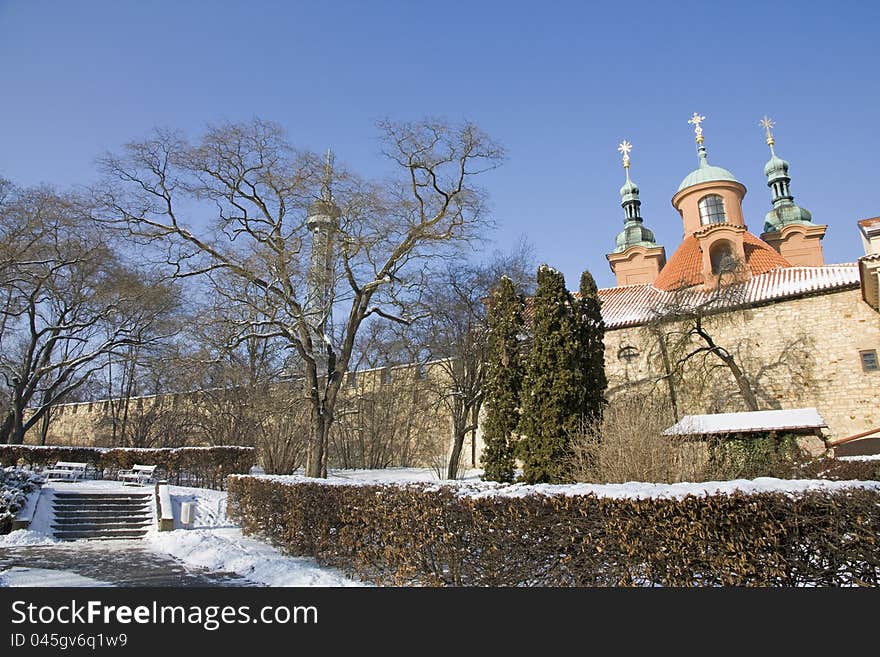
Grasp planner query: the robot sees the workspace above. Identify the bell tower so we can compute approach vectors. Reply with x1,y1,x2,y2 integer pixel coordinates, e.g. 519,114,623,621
757,116,827,266
606,140,666,286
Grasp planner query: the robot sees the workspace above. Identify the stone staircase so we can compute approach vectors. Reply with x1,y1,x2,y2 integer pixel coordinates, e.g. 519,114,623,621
51,491,154,541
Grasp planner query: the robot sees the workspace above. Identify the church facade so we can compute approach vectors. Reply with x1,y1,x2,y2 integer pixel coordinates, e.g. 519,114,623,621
598,115,879,451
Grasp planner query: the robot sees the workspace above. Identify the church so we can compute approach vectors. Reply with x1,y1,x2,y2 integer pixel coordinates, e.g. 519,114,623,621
596,113,879,453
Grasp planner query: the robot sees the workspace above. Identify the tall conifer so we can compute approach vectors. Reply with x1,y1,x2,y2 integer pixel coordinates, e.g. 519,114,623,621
517,266,583,483
481,277,524,483
576,270,607,425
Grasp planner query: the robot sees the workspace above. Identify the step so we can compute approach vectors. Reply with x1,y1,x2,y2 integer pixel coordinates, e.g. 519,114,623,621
53,529,150,541
53,502,151,510
54,509,151,517
54,497,150,502
54,500,150,509
52,521,152,531
54,506,150,513
53,492,152,498
55,512,151,521
53,516,153,526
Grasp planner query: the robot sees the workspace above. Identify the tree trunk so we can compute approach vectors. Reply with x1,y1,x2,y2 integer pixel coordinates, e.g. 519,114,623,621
306,410,326,477
0,412,13,445
693,322,759,412
655,331,680,422
717,351,759,411
39,407,51,446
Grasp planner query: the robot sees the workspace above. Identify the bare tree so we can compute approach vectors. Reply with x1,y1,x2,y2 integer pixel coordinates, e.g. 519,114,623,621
400,244,535,478
645,261,814,414
648,263,761,411
0,183,178,444
94,118,502,476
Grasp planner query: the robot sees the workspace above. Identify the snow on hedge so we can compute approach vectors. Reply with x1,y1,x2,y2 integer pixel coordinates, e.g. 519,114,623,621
234,470,880,501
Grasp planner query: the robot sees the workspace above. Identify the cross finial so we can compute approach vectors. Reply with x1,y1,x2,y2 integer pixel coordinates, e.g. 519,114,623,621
618,139,632,169
688,112,706,143
321,148,334,201
759,115,776,154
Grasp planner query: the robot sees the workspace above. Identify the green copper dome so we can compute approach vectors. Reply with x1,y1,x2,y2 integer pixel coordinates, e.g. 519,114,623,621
620,178,639,203
677,147,741,193
613,221,657,253
761,138,812,233
764,204,813,233
763,154,789,179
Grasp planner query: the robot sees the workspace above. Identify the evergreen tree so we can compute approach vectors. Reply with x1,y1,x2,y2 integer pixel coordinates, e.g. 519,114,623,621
517,265,584,483
481,277,524,483
575,270,607,425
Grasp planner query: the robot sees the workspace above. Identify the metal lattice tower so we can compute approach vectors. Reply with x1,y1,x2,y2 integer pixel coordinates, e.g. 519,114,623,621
305,149,341,378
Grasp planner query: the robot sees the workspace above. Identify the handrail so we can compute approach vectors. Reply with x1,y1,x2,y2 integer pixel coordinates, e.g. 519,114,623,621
828,426,880,447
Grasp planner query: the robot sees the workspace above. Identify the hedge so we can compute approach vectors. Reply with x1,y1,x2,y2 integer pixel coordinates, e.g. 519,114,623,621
0,445,255,490
798,458,880,482
227,476,880,586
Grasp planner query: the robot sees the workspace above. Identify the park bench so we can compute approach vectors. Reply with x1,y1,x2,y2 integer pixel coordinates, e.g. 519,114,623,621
43,461,88,482
117,464,157,486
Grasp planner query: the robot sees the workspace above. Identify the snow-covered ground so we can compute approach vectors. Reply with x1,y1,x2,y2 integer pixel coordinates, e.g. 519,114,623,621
1,479,363,587
145,483,364,586
0,567,112,587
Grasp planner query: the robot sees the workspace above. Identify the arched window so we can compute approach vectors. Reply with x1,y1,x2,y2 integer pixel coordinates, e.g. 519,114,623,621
698,194,726,225
617,346,640,363
709,240,737,275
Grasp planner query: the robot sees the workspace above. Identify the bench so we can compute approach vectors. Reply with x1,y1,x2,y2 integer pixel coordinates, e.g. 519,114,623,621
118,464,157,486
43,461,88,482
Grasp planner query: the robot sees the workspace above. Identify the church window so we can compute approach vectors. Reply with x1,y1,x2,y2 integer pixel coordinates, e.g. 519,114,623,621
698,194,726,225
381,367,392,385
860,350,879,372
617,346,639,363
709,240,737,275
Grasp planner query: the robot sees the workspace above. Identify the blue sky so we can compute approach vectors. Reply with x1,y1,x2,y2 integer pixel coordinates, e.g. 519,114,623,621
1,0,878,287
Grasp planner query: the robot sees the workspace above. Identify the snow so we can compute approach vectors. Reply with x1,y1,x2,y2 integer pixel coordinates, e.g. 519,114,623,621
838,454,880,461
147,528,364,587
662,407,827,436
0,567,112,587
0,528,61,546
242,471,880,501
145,484,364,586
326,466,483,484
1,467,44,528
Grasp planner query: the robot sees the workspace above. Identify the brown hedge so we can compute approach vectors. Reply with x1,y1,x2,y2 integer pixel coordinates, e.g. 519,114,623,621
797,458,880,482
0,445,254,489
227,476,880,586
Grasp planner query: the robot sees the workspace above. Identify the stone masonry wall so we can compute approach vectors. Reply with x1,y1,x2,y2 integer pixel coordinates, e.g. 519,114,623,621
604,288,880,442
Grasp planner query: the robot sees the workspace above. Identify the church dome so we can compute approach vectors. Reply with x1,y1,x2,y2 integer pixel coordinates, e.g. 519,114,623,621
763,154,790,179
764,203,813,233
613,221,656,253
677,157,741,193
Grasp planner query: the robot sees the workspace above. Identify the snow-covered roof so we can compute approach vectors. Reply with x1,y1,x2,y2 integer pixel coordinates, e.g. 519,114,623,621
599,264,860,329
662,407,828,437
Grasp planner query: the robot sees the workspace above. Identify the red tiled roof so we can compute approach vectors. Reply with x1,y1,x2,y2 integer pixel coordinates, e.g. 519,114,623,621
598,264,860,329
652,231,791,291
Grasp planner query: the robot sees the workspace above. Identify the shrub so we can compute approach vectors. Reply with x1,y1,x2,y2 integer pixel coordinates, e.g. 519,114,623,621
227,475,880,586
569,395,707,484
1,467,44,534
0,445,254,489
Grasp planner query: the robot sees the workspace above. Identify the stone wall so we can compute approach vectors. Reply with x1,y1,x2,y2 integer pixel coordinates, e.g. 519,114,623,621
25,287,878,464
603,287,880,442
25,361,466,471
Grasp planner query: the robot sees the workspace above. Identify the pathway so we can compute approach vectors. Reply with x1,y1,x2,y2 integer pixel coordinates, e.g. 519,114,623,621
0,540,260,587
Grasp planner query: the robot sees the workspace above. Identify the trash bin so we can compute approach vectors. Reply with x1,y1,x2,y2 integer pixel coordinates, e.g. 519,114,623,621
180,501,195,528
